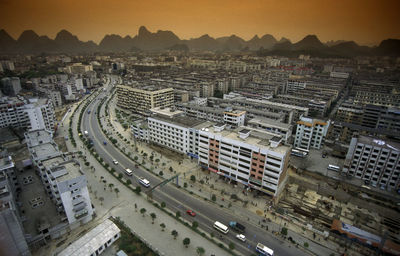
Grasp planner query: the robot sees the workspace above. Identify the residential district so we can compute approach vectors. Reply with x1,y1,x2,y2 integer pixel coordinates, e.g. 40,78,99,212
0,53,399,256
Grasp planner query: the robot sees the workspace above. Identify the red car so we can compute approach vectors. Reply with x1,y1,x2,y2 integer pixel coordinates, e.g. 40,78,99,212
186,210,196,217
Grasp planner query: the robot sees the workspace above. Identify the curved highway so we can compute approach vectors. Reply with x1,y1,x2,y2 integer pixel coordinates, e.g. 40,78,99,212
81,77,308,256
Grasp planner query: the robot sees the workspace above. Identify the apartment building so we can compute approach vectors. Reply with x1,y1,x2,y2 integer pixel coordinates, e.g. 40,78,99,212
247,117,293,143
36,85,63,107
148,113,211,158
198,125,290,199
131,119,149,142
1,77,22,96
24,98,56,131
343,135,400,191
25,129,93,228
223,110,246,127
0,155,31,256
294,116,330,150
116,85,174,115
65,63,93,74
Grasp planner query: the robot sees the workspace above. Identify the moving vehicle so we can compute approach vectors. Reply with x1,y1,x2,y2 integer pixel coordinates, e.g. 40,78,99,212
112,159,118,165
229,221,246,232
213,221,229,234
236,234,246,242
138,177,150,187
103,141,107,145
84,130,89,136
256,243,274,256
186,210,196,217
87,110,91,114
125,168,133,176
327,164,340,172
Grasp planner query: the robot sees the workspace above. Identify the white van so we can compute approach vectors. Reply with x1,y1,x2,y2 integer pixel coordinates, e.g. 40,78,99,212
125,168,133,176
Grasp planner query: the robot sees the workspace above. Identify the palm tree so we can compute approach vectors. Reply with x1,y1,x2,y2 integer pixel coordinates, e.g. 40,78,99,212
140,208,146,217
171,230,178,240
99,197,104,205
160,223,166,231
114,188,120,197
150,213,156,224
108,183,114,191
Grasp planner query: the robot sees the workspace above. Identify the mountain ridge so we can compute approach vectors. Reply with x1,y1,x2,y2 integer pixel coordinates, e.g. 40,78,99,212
0,26,399,56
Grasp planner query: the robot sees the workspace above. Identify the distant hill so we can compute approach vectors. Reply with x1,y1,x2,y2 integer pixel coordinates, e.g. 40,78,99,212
0,27,399,57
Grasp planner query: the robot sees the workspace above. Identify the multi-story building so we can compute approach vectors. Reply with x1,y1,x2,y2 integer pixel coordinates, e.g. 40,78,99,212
0,155,31,256
223,110,246,127
36,86,63,107
116,85,174,115
343,135,400,191
25,129,93,228
0,97,55,131
247,117,293,143
148,113,210,158
294,116,330,150
65,63,93,74
131,119,149,142
1,77,22,96
198,125,290,199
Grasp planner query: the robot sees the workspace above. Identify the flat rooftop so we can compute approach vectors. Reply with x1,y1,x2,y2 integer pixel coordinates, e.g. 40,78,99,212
58,219,120,256
30,142,61,161
150,107,183,117
358,135,400,151
150,114,209,129
201,125,290,154
248,117,292,130
52,160,83,183
25,129,53,147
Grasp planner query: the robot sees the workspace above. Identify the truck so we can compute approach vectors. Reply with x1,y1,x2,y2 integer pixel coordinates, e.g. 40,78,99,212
229,221,246,232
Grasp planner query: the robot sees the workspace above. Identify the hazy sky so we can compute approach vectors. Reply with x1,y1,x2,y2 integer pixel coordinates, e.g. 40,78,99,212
0,0,399,45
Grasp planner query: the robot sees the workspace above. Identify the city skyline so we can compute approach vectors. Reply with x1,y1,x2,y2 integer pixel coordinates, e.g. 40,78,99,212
1,0,399,46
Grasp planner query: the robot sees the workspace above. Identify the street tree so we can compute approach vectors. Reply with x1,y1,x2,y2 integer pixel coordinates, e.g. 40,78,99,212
192,221,198,229
114,188,120,197
150,213,156,224
176,211,181,218
229,242,235,251
140,208,146,217
171,230,178,240
99,197,104,205
160,223,166,231
183,237,190,248
108,183,114,191
196,247,205,256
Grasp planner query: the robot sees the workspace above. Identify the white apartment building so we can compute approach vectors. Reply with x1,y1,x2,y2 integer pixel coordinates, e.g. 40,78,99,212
148,114,210,158
198,125,290,199
25,129,93,227
294,116,330,150
25,98,55,131
131,119,149,142
223,110,246,127
65,63,93,74
0,97,55,131
343,135,400,191
286,79,307,94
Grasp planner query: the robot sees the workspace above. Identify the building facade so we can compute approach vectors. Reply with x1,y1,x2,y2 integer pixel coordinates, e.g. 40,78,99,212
343,135,400,191
116,85,174,115
294,116,330,150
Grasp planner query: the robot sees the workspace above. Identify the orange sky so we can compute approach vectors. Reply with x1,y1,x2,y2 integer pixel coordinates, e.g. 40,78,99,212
0,0,399,45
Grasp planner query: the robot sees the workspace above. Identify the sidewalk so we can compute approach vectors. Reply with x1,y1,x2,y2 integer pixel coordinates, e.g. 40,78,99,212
106,98,346,256
54,90,231,256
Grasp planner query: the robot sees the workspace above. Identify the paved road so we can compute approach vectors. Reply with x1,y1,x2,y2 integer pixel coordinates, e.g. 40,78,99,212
82,78,309,256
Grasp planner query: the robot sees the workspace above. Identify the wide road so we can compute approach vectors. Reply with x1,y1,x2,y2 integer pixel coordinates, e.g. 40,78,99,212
81,77,307,256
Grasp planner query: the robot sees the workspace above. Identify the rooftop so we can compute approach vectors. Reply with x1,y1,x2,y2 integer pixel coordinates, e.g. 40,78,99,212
58,219,120,256
51,160,83,183
201,125,290,154
25,129,53,147
150,114,209,129
357,135,400,151
248,117,292,130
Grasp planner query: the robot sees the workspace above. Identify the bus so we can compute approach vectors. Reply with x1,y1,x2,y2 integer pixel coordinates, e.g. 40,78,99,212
256,243,274,256
291,149,307,158
327,164,340,172
138,177,150,187
213,221,229,234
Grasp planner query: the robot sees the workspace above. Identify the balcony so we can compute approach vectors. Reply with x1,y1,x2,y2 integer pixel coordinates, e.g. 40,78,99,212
74,209,88,219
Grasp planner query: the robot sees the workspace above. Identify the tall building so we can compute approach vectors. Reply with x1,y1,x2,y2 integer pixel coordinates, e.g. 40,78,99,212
25,129,93,228
198,125,290,199
343,135,400,191
0,155,31,256
1,77,21,96
116,85,174,115
24,98,55,131
294,116,330,150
